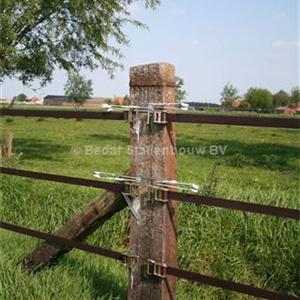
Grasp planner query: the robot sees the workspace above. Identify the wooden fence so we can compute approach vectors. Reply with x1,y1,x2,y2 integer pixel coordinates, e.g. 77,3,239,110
0,63,300,300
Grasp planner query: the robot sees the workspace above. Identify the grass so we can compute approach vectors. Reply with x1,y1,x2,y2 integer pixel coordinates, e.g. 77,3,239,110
0,113,299,299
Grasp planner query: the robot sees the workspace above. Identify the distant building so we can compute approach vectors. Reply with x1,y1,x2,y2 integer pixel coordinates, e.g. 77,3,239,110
113,96,125,105
43,95,107,107
185,102,220,110
232,99,243,108
275,105,300,115
0,98,10,104
43,95,66,105
27,96,43,105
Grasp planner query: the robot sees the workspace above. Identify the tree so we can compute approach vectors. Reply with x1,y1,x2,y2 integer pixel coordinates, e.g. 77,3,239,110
289,87,300,108
220,83,239,107
104,98,112,105
14,93,27,102
123,94,131,105
64,72,93,108
273,90,289,107
245,88,273,109
0,1,160,86
239,100,251,109
175,76,187,103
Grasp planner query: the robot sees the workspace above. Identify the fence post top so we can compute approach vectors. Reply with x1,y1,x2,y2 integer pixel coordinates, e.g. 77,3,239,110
130,62,175,87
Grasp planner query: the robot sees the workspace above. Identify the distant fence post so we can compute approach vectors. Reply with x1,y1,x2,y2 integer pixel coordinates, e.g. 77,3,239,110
128,63,177,300
1,131,13,160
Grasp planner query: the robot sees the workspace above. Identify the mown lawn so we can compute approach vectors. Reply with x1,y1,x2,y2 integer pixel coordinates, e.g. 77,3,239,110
0,114,299,299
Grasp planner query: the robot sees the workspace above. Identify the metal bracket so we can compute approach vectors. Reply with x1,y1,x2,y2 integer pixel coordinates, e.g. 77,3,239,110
148,186,169,203
124,183,139,198
153,110,168,124
125,107,168,125
147,259,167,278
123,255,139,269
125,108,139,124
147,109,168,125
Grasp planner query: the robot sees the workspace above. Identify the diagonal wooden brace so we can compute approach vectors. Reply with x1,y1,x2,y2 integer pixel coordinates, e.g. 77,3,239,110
22,174,130,272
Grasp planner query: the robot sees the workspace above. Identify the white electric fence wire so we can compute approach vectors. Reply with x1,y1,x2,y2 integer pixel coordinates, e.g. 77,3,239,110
93,172,199,193
101,102,189,112
154,180,199,193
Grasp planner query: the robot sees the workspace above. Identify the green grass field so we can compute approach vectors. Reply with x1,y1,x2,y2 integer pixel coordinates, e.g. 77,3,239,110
0,113,299,299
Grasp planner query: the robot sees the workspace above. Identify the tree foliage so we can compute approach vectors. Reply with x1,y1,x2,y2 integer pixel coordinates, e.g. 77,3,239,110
245,88,273,109
273,90,289,107
289,87,300,108
13,93,27,102
123,94,131,105
0,0,160,85
175,76,187,103
220,83,239,107
64,72,93,108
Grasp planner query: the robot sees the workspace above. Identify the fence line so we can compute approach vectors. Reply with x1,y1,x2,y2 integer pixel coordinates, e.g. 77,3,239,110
1,62,299,299
1,167,299,220
1,108,300,128
0,220,297,300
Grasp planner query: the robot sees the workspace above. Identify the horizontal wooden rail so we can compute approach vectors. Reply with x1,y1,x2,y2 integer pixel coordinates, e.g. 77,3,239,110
167,113,300,128
0,108,125,120
0,221,297,300
1,168,299,220
0,167,125,193
166,266,298,300
1,108,300,128
0,221,125,261
169,191,300,220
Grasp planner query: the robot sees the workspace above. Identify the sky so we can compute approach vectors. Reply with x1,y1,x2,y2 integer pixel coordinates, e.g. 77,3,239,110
1,0,299,103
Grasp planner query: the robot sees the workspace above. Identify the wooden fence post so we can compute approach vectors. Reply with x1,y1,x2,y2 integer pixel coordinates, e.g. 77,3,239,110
128,63,177,300
1,131,13,160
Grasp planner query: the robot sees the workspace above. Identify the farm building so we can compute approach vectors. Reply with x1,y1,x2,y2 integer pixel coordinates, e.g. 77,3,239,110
0,98,10,104
43,95,107,108
27,96,43,105
275,105,300,115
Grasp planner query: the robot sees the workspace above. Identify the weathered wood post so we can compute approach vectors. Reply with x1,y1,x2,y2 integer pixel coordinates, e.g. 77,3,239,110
128,63,177,300
1,131,13,160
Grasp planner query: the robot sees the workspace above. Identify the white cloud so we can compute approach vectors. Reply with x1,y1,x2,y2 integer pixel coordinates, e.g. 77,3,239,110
272,41,300,49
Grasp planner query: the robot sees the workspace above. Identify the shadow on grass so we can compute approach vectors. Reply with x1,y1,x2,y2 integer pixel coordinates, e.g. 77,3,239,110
14,138,70,161
63,256,127,299
176,137,299,172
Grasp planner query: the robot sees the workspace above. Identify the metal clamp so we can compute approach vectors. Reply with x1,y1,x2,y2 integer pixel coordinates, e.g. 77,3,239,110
147,109,168,125
124,182,139,198
125,107,168,125
148,186,169,203
153,110,168,124
147,259,167,278
125,108,139,124
123,255,139,269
